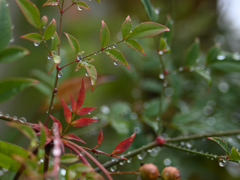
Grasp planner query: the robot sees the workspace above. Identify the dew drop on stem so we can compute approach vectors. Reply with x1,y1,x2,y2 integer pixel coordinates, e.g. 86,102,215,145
58,71,63,78
19,117,26,123
218,158,227,167
159,74,164,79
34,42,40,47
113,61,118,66
78,6,83,10
119,160,126,165
137,151,146,160
47,55,52,60
112,44,117,48
158,50,163,55
13,116,18,121
110,165,117,172
5,114,9,118
127,157,132,163
85,72,89,77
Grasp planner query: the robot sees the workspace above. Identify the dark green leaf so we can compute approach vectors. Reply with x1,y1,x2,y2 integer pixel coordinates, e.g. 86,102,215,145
0,46,29,63
0,140,29,171
100,20,110,48
60,154,79,163
20,33,42,43
192,67,211,85
0,78,38,103
186,38,200,66
105,49,130,70
121,15,132,40
40,16,48,29
159,38,171,53
85,64,97,91
0,0,12,52
51,31,59,51
207,137,229,155
126,22,169,39
65,33,80,54
125,39,145,56
15,0,40,28
206,44,221,64
43,18,56,40
75,1,90,11
229,147,240,162
210,61,240,72
140,0,159,22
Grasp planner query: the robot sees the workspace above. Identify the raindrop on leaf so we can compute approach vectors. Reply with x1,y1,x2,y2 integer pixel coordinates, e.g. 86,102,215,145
78,6,83,11
217,55,225,60
113,61,118,66
34,42,40,47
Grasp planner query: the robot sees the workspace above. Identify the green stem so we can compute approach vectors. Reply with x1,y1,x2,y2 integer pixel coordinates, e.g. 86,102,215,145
62,114,75,137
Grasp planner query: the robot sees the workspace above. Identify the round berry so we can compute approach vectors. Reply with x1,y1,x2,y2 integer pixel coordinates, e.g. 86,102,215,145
139,163,159,180
161,166,181,180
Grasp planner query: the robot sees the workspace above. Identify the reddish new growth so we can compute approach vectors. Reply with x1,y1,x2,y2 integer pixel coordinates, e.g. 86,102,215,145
155,136,165,147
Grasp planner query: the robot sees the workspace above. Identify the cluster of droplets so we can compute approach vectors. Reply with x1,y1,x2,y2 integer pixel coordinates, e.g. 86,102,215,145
0,112,26,123
0,168,9,177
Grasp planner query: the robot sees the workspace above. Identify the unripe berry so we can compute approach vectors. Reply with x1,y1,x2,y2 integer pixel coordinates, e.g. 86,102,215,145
161,166,181,180
139,163,159,180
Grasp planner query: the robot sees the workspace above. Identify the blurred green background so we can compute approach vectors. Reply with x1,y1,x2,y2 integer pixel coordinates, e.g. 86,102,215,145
1,0,240,179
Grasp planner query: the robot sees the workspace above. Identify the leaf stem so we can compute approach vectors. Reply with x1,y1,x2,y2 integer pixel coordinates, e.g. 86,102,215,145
62,114,75,137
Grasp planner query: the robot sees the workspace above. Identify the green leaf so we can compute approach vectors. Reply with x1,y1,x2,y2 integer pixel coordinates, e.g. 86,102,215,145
159,37,170,53
15,0,40,28
51,31,60,51
140,0,159,22
95,0,100,3
162,15,173,44
75,1,90,11
43,18,56,40
43,0,59,6
121,15,132,40
0,0,12,52
207,44,221,64
20,33,42,43
60,154,79,163
40,16,48,29
39,122,46,148
229,147,240,162
8,122,37,148
210,61,240,72
207,137,229,155
0,46,29,63
126,22,169,39
125,39,145,56
0,140,29,171
85,64,97,91
105,49,130,70
0,78,38,103
65,33,80,54
67,163,93,180
100,20,110,48
186,38,200,66
192,66,211,85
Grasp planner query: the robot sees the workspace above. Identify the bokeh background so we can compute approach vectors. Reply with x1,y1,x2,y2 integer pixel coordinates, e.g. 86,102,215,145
1,0,240,179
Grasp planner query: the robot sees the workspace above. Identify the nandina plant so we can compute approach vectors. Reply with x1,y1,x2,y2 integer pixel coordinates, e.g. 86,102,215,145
1,0,240,180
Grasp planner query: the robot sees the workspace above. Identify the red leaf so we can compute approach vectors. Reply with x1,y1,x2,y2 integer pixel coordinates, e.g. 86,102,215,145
97,129,103,146
70,94,76,114
76,79,85,111
60,98,72,124
63,133,86,144
50,115,62,134
77,107,97,115
71,118,99,127
111,131,136,155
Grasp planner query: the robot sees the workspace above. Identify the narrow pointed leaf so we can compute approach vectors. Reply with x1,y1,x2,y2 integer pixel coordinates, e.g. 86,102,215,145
16,0,40,28
186,38,200,66
51,31,60,51
42,0,59,7
60,98,72,124
39,122,47,147
76,79,85,110
77,107,97,115
105,49,130,70
126,22,169,39
95,0,100,3
207,44,221,64
97,129,103,146
43,18,56,40
0,46,29,63
111,131,136,155
50,115,62,134
40,16,48,29
63,133,86,144
20,33,42,43
0,78,38,103
159,38,167,51
121,15,132,40
60,154,79,163
140,0,159,22
0,0,12,52
65,33,80,54
85,64,97,91
70,94,77,114
229,147,240,162
100,20,110,48
0,141,29,171
125,39,145,56
75,1,90,11
207,137,229,155
71,118,99,127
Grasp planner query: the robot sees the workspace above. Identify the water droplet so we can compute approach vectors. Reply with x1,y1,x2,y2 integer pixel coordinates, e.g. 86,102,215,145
130,112,138,120
2,168,8,172
137,151,146,160
178,67,183,71
203,106,213,115
112,44,117,48
58,71,63,78
85,72,89,77
6,3,9,6
60,169,66,176
52,148,61,156
19,117,26,123
119,160,125,165
88,112,91,115
127,157,132,163
158,50,163,55
47,55,52,60
159,74,164,79
5,114,9,118
207,117,216,126
155,7,160,14
110,165,117,172
0,112,2,117
150,148,158,157
10,37,14,43
163,83,168,87
218,158,227,167
186,142,192,148
78,6,83,10
100,105,110,114
217,55,225,60
130,30,132,33
34,42,40,47
13,116,18,121
165,87,174,97
189,67,194,72
232,52,240,60
113,61,118,65
94,52,98,55
51,36,55,40
77,55,83,62
218,82,229,93
163,158,171,166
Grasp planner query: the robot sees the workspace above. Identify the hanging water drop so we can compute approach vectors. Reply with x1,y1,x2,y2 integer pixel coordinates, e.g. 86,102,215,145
232,52,240,60
5,114,9,118
159,74,164,79
110,165,117,172
218,158,227,167
88,112,91,115
119,160,126,165
51,36,55,40
13,116,18,121
127,157,132,163
85,72,89,77
34,42,40,47
19,117,26,123
6,3,9,6
94,52,98,55
158,50,163,55
58,71,63,78
112,44,117,48
47,55,52,60
217,55,225,60
179,67,183,71
155,7,160,14
137,151,146,160
78,6,83,10
113,61,118,66
150,148,158,157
